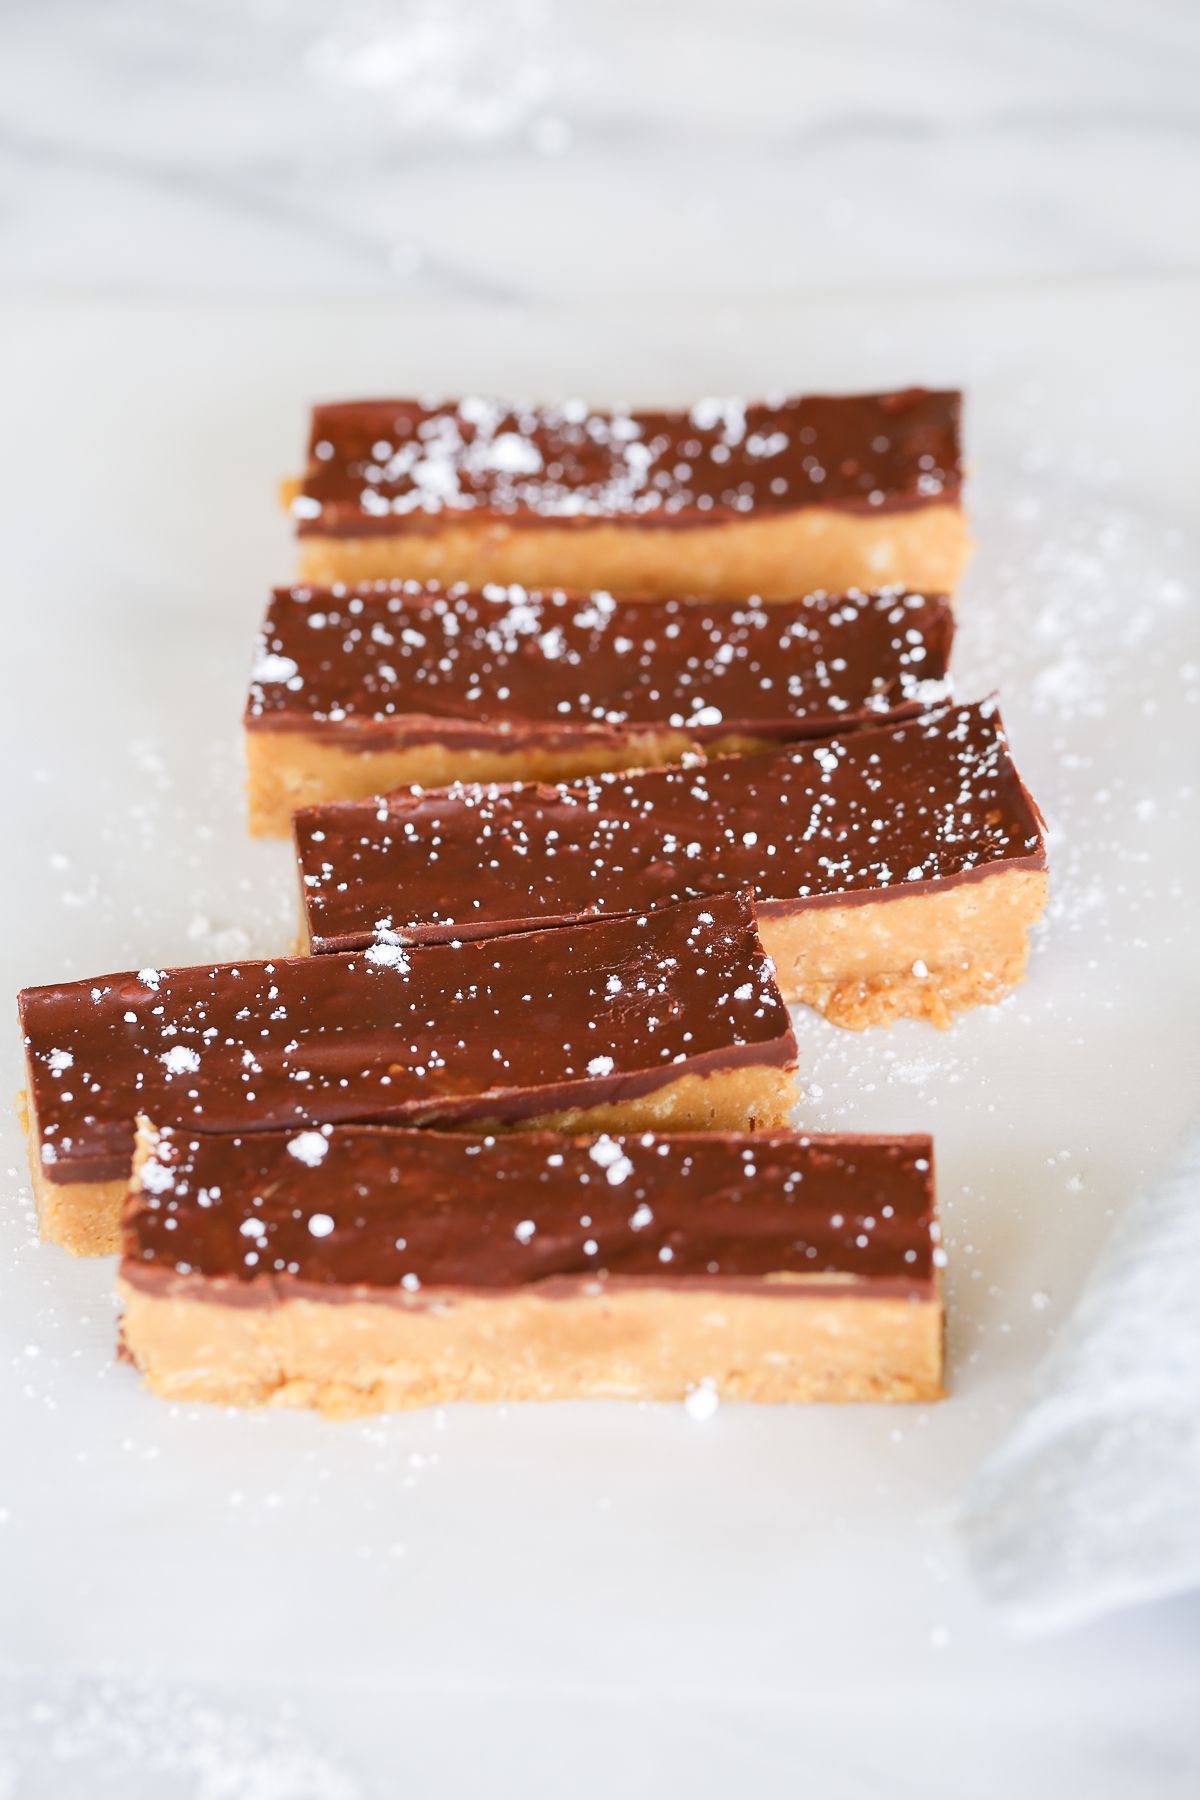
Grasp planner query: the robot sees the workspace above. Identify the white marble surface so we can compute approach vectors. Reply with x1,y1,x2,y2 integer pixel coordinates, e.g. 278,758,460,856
1,6,1199,1799
3,0,1199,301
2,280,1197,1800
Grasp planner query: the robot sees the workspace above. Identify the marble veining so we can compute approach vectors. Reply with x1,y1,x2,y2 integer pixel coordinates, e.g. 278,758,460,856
1,0,1197,299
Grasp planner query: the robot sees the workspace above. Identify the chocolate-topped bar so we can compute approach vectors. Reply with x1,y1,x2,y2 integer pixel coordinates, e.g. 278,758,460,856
119,1122,944,1413
19,890,797,1256
286,390,972,599
297,698,1048,1031
245,580,954,833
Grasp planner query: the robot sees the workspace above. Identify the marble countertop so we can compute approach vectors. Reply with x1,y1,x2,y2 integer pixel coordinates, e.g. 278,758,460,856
1,6,1198,1800
3,0,1198,302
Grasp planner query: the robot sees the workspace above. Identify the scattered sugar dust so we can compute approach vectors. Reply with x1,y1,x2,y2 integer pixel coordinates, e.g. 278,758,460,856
793,428,1195,1359
32,731,296,979
0,1674,367,1800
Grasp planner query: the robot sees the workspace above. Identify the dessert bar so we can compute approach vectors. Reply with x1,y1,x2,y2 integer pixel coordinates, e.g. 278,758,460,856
18,891,796,1256
297,698,1047,1030
119,1121,943,1414
286,390,971,599
245,581,954,834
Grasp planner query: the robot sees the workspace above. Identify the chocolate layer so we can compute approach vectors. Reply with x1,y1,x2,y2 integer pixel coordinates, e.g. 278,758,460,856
20,891,794,1187
123,1124,937,1306
298,699,1047,954
293,390,962,537
246,582,953,752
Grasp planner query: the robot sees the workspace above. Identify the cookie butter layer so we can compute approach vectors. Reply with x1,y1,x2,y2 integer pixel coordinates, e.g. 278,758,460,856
245,582,954,833
18,890,797,1256
298,698,1048,1030
288,391,971,598
118,1122,943,1412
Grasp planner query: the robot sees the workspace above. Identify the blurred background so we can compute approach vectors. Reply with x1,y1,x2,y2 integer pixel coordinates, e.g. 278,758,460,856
3,0,1197,301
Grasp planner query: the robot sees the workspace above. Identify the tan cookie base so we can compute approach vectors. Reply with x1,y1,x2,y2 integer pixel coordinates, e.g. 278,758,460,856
118,1281,944,1416
24,1063,797,1258
763,867,1047,1030
460,1063,797,1141
246,725,784,838
291,503,972,602
23,1118,126,1257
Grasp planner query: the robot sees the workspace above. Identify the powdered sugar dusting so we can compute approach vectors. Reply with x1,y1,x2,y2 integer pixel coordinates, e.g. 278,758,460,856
297,391,959,528
289,1131,330,1167
246,581,952,737
684,1378,721,1421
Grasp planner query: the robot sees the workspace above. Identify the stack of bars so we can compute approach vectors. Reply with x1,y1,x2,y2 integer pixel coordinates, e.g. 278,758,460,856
17,388,1049,1417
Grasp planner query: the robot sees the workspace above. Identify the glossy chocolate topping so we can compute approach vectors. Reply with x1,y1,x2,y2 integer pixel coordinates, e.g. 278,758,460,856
246,582,953,750
298,699,1047,954
20,891,795,1187
122,1124,937,1305
293,390,963,537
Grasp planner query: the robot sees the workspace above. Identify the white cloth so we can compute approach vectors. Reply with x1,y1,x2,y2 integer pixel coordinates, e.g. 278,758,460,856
961,1118,1200,1633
